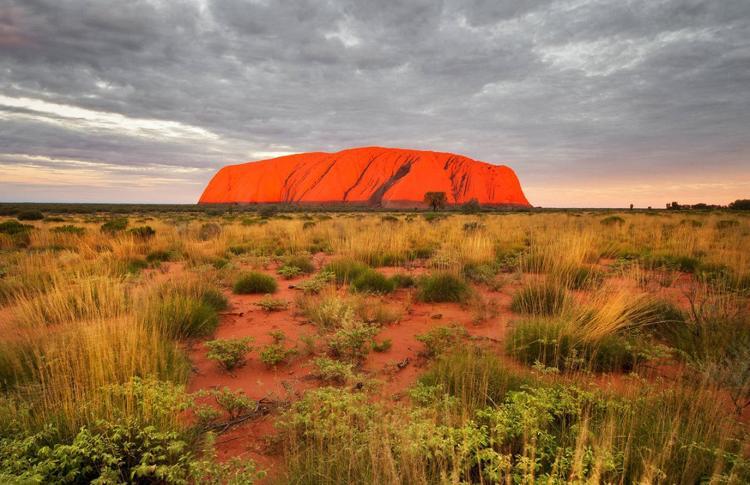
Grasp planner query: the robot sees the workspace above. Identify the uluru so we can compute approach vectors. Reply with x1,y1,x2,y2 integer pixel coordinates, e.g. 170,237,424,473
199,147,531,208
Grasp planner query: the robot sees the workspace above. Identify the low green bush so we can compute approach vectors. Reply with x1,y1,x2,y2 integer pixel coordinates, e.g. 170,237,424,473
371,338,392,352
462,261,499,284
259,343,297,367
233,272,278,294
146,250,172,263
100,217,128,234
328,323,379,363
0,220,32,236
205,337,254,371
312,357,354,384
415,324,468,358
255,296,288,312
128,225,156,240
51,225,85,236
16,210,44,221
417,272,471,303
296,270,336,294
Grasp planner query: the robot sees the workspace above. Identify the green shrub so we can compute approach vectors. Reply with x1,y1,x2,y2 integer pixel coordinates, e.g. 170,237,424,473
328,322,379,363
462,261,499,284
51,225,85,236
259,343,297,367
255,296,288,312
0,419,193,483
415,324,468,358
0,221,32,246
0,220,32,236
128,225,156,240
277,265,302,279
233,272,277,294
417,272,471,303
277,383,748,485
371,338,392,352
16,210,44,221
296,270,336,294
312,358,354,384
510,281,570,316
324,258,371,285
100,217,128,234
351,270,396,294
205,337,254,371
146,250,172,263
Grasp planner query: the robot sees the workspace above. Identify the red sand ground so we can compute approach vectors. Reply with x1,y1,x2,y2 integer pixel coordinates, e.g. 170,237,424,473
168,258,748,481
198,146,531,207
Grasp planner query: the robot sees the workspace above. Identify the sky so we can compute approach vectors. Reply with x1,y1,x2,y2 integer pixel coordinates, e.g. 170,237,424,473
1,0,749,208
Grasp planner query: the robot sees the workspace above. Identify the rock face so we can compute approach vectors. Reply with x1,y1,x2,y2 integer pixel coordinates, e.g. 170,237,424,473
198,146,530,207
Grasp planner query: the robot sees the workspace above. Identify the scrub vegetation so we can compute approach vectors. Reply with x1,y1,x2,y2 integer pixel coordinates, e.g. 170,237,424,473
0,205,748,483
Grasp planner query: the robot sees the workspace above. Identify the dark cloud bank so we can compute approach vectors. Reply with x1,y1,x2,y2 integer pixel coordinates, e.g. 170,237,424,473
1,0,749,206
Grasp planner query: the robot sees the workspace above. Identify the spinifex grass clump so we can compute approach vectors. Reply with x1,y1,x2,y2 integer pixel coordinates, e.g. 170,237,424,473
506,317,643,372
560,265,604,290
417,272,471,303
350,269,396,294
138,279,227,339
507,288,661,372
233,271,278,294
510,280,570,315
419,347,530,411
324,258,371,285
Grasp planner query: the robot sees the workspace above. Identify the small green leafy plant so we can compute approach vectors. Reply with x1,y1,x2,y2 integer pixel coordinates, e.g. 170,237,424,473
205,337,254,371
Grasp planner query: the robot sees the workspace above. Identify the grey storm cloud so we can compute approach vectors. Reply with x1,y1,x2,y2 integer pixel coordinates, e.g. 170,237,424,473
0,0,749,205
